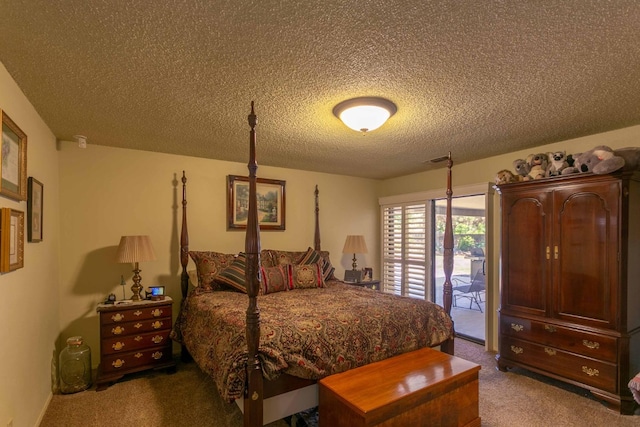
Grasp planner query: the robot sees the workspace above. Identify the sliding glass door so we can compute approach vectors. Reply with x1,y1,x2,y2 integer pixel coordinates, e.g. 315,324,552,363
433,195,486,344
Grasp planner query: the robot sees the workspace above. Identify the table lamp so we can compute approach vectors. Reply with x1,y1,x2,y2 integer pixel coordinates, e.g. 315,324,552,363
116,235,157,301
343,235,368,270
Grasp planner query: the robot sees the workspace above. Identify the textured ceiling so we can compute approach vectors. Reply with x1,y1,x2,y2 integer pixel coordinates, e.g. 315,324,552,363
2,1,640,179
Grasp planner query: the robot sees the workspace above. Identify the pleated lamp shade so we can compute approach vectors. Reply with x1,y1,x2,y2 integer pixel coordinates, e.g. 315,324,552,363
116,235,157,263
342,235,368,254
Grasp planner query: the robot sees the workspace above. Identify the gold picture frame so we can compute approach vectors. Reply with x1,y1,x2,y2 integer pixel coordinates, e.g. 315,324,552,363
227,175,286,230
1,110,28,201
0,208,24,272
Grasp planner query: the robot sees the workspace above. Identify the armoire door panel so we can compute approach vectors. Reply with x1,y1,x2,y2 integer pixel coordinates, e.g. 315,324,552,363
502,192,551,314
553,183,619,328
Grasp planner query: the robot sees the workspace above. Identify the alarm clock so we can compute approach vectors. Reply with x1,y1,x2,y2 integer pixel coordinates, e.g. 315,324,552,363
146,286,165,301
105,293,116,304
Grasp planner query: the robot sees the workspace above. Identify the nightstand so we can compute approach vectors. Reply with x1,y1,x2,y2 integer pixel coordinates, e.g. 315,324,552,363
345,280,380,291
96,297,176,390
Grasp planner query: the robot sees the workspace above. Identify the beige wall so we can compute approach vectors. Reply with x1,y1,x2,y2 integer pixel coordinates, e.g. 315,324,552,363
378,125,640,351
0,64,61,427
57,142,380,369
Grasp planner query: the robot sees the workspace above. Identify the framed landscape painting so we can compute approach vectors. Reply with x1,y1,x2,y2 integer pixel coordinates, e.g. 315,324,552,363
1,111,27,201
227,175,286,230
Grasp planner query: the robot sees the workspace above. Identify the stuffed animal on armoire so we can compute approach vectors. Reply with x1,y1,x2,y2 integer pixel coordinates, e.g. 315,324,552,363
547,151,578,176
512,159,532,181
527,153,548,179
495,169,523,185
574,145,626,174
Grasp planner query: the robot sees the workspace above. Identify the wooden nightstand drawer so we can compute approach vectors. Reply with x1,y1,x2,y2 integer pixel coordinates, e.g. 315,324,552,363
500,315,617,362
501,336,617,393
100,304,171,325
100,317,171,337
102,330,171,355
100,347,173,375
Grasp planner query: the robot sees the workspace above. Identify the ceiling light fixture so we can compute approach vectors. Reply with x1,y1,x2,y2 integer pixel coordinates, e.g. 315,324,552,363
333,97,397,134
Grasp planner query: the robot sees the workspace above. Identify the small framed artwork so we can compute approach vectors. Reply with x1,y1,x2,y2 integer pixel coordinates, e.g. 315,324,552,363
28,177,43,242
363,267,373,281
227,175,286,230
0,208,24,272
1,111,28,201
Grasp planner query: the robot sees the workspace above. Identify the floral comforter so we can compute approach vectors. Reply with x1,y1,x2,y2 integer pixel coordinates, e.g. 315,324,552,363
171,281,454,402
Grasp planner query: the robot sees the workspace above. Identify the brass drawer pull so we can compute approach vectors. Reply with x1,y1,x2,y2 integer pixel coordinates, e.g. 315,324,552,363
510,345,523,355
151,309,163,317
112,342,125,351
134,336,143,342
511,323,524,332
544,347,556,356
111,326,125,335
134,310,143,317
112,359,125,368
583,340,600,350
134,322,143,329
582,366,599,377
152,335,164,344
151,321,163,329
152,351,163,360
544,325,557,333
134,352,143,358
111,313,125,322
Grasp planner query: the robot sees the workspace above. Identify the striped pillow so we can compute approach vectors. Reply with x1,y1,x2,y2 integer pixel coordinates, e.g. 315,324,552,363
217,253,247,293
300,247,335,282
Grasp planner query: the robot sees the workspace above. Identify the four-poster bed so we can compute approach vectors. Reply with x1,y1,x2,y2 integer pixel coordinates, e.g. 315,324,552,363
172,103,456,426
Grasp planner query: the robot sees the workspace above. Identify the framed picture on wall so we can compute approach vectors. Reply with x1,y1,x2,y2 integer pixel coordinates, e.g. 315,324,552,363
1,110,28,201
227,175,286,230
28,177,43,242
0,208,24,272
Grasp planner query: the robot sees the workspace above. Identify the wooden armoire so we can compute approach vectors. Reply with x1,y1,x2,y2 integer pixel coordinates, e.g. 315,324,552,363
495,171,640,414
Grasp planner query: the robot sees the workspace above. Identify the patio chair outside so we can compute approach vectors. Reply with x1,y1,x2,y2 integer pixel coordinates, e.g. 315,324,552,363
452,269,485,312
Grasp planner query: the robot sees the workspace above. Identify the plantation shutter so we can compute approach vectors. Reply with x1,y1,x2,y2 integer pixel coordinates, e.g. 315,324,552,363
382,202,428,299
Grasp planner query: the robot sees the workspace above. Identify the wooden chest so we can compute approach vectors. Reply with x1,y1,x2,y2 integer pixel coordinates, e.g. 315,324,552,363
319,347,480,427
96,297,175,390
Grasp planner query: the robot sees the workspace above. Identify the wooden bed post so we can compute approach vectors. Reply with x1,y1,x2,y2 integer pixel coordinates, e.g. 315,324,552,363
314,185,321,251
441,153,455,354
244,102,264,427
179,171,191,362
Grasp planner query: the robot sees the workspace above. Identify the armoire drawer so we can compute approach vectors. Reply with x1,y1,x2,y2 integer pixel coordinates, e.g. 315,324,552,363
500,315,617,363
500,336,617,393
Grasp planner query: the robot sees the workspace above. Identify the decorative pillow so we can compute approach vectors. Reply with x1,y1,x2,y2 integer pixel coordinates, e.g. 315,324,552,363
319,250,336,281
299,247,335,282
260,249,278,268
288,262,325,289
272,250,306,266
188,251,236,292
217,253,247,293
260,265,290,294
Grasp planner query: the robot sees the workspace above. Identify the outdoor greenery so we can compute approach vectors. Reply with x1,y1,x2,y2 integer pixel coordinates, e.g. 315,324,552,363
436,213,485,253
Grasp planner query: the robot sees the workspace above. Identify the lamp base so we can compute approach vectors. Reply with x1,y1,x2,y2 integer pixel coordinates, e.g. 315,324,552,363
130,266,144,301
